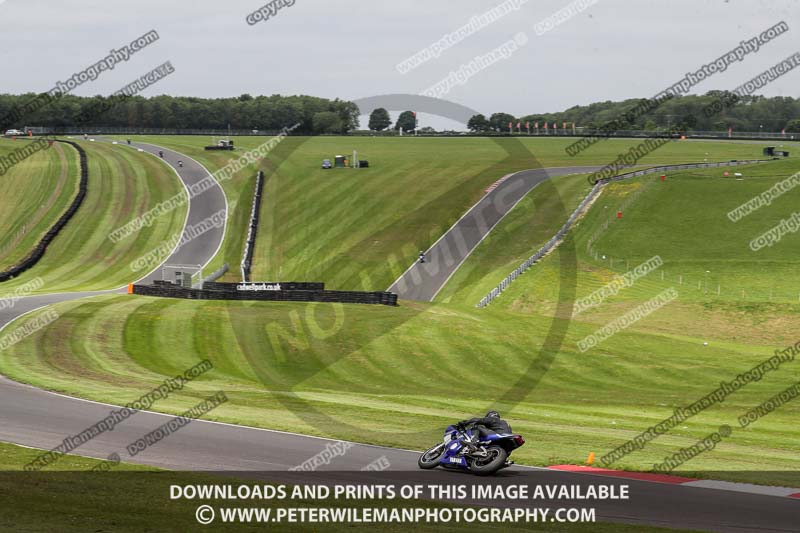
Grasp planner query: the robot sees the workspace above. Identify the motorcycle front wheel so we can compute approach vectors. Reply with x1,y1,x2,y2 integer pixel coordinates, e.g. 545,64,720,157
468,446,508,476
418,443,445,469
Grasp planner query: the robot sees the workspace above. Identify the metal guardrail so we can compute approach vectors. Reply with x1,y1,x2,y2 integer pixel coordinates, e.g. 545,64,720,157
200,263,228,286
25,126,283,136
516,130,799,141
21,127,800,140
240,171,264,282
346,129,800,140
476,159,771,308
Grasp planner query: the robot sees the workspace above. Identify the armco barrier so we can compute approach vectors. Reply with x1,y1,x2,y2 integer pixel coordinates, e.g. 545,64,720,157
476,159,771,308
32,127,284,136
24,127,800,141
599,158,770,185
0,140,88,282
240,170,264,282
135,282,398,306
200,263,229,286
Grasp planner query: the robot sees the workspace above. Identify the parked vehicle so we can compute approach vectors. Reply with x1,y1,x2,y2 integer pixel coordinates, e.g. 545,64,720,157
417,422,525,476
322,159,332,169
4,129,23,137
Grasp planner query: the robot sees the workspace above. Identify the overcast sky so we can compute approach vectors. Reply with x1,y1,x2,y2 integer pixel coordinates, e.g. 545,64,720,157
0,0,797,129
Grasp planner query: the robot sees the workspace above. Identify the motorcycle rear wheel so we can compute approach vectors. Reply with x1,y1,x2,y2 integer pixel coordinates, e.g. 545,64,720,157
468,446,508,476
418,443,445,469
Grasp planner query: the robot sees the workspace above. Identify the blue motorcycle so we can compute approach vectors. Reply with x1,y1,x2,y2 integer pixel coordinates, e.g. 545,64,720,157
417,423,525,476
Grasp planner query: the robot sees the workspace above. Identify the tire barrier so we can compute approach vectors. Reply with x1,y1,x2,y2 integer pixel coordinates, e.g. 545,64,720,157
134,281,398,306
476,159,771,308
0,140,88,283
240,170,264,282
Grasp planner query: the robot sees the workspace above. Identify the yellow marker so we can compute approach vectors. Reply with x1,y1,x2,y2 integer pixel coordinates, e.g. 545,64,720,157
586,452,595,465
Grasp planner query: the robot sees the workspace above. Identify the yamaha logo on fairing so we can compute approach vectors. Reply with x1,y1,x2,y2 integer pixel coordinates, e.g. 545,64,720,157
449,457,461,464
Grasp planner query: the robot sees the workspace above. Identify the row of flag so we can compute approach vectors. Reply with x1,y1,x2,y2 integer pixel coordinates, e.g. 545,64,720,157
727,127,789,137
507,121,577,133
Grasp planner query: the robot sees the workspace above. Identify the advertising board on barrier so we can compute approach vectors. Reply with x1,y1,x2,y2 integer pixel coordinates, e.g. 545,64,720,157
236,283,282,291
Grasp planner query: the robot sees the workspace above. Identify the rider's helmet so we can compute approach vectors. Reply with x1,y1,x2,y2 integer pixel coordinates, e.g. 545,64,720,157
485,410,500,419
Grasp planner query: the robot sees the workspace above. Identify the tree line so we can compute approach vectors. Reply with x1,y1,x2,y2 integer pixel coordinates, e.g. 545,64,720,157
459,93,800,134
5,91,799,135
0,93,360,134
366,93,800,134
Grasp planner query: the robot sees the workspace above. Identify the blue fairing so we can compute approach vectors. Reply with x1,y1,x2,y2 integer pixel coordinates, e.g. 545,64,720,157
437,426,523,470
420,423,524,475
439,428,472,469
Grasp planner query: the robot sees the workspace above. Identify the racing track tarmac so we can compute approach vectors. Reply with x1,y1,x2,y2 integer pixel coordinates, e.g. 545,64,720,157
387,166,604,302
1,374,798,532
0,138,228,315
0,146,797,532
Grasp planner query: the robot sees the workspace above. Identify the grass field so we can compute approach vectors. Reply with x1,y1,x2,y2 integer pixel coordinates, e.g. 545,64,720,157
0,442,669,532
113,136,774,289
109,134,300,283
2,138,799,487
2,287,798,485
0,139,79,271
477,157,800,310
440,157,800,306
0,140,187,293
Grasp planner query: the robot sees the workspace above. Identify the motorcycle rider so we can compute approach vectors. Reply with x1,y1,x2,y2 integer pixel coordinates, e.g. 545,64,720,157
458,411,512,449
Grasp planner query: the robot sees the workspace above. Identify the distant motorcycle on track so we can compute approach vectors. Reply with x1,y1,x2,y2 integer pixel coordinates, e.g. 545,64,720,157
417,422,525,476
